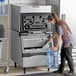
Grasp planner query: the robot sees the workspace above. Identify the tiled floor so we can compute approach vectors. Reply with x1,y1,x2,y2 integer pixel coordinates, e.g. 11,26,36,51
0,64,76,76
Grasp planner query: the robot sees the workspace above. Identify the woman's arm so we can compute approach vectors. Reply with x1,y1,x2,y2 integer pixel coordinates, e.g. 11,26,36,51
52,35,62,51
52,25,63,51
48,32,58,44
55,35,62,48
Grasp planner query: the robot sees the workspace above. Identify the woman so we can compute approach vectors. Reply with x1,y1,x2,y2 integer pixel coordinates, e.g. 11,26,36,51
47,13,74,75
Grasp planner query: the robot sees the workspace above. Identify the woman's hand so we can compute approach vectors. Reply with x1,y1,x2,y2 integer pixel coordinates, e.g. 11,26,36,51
52,47,58,51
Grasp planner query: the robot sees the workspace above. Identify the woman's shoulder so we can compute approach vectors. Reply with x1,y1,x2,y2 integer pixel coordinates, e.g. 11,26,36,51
55,23,62,29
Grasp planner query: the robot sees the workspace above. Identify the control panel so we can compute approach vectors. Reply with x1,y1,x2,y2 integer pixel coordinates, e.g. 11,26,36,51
20,13,50,32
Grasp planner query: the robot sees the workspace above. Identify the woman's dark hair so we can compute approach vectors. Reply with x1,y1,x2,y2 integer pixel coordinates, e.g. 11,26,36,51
47,13,72,39
47,13,60,22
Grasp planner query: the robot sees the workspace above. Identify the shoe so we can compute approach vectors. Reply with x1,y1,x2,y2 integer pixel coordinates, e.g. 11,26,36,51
52,70,63,73
68,71,74,76
52,70,59,73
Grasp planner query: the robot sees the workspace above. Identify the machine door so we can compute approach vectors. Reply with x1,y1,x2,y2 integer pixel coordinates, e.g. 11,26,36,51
21,35,48,50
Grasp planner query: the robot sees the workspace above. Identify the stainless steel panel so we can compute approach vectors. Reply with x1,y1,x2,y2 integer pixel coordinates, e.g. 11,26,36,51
21,36,48,49
23,55,47,67
20,6,51,13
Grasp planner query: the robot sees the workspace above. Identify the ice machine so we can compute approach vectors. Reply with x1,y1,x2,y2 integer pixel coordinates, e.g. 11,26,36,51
11,5,52,73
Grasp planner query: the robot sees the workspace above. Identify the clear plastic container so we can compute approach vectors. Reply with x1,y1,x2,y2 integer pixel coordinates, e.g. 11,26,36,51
46,47,59,68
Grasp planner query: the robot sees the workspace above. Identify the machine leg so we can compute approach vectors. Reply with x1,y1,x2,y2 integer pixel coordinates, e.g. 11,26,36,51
23,68,26,74
14,62,17,68
48,68,50,72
